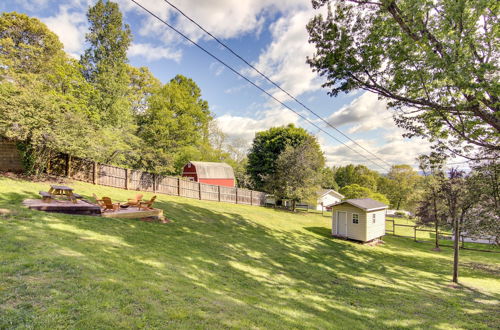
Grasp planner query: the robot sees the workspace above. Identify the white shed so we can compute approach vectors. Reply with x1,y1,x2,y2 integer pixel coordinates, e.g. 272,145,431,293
329,198,388,242
315,189,344,211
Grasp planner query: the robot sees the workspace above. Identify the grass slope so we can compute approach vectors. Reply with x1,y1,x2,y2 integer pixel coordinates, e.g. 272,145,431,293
0,176,499,329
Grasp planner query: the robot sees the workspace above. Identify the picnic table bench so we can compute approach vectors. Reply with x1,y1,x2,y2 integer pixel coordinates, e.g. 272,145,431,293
39,191,54,203
48,185,77,203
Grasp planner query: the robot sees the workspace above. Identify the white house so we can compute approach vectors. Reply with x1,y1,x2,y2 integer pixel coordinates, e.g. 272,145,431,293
314,189,344,211
330,198,388,242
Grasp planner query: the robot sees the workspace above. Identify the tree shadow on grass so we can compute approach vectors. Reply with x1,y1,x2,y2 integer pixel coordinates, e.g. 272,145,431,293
0,188,499,329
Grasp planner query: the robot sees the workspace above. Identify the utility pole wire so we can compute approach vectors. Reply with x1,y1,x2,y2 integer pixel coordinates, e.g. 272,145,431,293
129,0,391,172
162,0,393,169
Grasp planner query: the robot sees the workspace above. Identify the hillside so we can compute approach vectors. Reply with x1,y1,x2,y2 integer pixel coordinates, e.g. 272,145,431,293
0,176,499,329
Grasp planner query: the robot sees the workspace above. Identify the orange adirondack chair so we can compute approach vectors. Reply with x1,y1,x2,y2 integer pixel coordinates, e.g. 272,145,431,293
93,194,106,208
138,196,156,210
127,193,143,207
102,197,120,212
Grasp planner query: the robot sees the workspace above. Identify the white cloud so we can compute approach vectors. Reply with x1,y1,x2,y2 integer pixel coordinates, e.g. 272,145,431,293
123,0,308,42
248,8,324,99
215,107,300,144
318,92,432,169
326,92,393,134
128,43,182,62
42,5,88,57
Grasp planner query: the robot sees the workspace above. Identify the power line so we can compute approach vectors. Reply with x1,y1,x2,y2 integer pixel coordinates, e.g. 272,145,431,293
128,0,391,172
162,0,393,169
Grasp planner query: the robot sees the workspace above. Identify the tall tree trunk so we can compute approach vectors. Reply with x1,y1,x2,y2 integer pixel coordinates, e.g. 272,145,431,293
452,217,460,283
432,194,439,249
292,200,296,212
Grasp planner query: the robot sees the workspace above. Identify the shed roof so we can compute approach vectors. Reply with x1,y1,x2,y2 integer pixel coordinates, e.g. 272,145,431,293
328,198,388,211
188,161,235,179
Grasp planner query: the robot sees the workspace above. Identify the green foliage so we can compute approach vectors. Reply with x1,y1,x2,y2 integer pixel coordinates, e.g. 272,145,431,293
320,167,339,190
334,164,380,190
263,136,325,210
307,0,499,159
378,165,422,210
247,124,311,190
0,12,63,75
0,13,99,174
80,0,132,126
339,184,389,204
137,75,212,174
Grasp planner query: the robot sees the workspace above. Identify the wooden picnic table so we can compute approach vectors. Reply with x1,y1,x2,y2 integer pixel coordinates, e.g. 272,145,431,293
48,185,77,203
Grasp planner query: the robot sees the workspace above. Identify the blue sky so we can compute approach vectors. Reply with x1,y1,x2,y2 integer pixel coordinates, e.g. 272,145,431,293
2,0,434,171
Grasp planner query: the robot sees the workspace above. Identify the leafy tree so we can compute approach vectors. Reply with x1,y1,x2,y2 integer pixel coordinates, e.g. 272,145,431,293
127,65,161,117
247,124,311,190
307,0,499,159
80,0,132,126
0,13,97,174
321,167,339,190
0,12,63,75
334,164,379,190
464,161,500,245
264,136,325,211
438,169,479,283
339,184,389,204
378,165,421,210
416,154,447,250
138,75,212,174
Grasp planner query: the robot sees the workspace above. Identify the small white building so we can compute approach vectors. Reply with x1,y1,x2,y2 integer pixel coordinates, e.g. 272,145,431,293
329,198,388,242
315,189,344,211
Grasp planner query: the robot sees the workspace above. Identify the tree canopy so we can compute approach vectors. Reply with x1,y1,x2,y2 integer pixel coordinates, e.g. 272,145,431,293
264,136,325,210
307,0,499,159
247,124,312,190
80,0,132,126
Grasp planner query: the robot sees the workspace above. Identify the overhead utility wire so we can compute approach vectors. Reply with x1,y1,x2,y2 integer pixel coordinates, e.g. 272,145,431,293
129,0,390,172
162,0,393,169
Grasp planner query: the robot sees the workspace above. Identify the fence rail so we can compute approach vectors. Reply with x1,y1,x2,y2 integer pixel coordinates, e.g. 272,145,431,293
47,153,266,207
385,219,499,253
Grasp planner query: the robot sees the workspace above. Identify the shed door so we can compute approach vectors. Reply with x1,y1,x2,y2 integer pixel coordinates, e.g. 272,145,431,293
337,211,347,236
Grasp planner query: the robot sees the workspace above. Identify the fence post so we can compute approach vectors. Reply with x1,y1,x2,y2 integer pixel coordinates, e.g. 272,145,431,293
250,190,253,206
218,185,221,202
125,169,129,190
393,220,395,235
414,226,417,242
177,178,181,196
198,182,202,200
235,188,238,204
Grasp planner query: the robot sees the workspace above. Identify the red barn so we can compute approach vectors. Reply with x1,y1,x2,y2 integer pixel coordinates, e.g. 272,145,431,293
182,161,236,187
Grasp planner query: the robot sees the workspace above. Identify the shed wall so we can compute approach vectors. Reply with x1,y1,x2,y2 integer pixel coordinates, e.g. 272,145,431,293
366,210,386,241
317,194,341,211
331,204,367,241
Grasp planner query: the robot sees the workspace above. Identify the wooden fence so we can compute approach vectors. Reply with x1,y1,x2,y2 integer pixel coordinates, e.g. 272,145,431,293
47,153,266,206
386,219,499,253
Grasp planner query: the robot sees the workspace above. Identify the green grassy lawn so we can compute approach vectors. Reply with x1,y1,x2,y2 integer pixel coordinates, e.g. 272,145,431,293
1,176,499,329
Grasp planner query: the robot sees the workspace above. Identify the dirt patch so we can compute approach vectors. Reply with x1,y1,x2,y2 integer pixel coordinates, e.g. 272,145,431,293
364,239,385,246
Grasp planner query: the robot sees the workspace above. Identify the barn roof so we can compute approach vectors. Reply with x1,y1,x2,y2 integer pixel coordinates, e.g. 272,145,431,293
188,161,235,179
328,198,388,211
